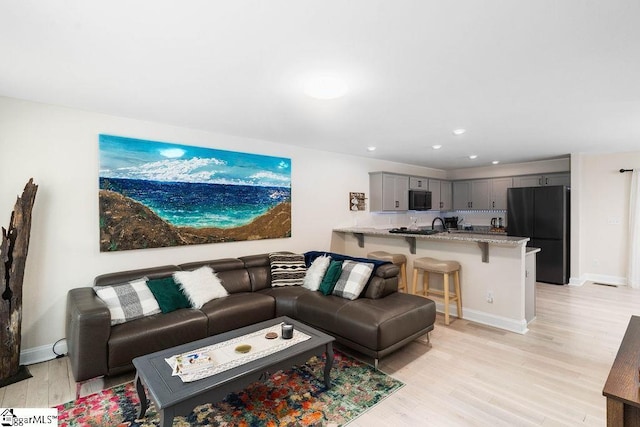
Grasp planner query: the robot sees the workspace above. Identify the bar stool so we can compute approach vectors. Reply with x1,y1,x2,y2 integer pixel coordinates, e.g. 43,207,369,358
367,251,407,293
412,257,462,325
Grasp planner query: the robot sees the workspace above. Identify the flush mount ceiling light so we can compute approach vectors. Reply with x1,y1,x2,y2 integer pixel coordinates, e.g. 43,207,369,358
469,154,478,159
453,129,466,136
367,146,376,152
303,74,348,100
492,160,500,165
432,145,442,150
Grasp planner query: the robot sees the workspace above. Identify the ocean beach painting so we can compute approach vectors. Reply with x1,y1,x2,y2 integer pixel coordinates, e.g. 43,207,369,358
99,134,291,251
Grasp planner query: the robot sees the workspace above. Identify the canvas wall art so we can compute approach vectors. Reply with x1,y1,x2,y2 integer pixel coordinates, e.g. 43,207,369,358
98,134,291,251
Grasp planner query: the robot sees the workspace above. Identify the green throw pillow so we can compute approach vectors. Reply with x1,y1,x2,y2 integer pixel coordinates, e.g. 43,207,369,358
146,276,191,313
319,260,343,295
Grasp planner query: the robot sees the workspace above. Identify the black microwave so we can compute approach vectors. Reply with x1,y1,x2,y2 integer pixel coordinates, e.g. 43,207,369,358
408,190,432,210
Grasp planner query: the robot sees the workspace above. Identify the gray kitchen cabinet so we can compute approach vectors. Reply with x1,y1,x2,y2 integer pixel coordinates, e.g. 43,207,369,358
452,181,470,210
489,177,513,210
430,179,452,210
369,172,409,211
512,173,570,187
409,176,428,190
440,180,452,210
453,179,490,210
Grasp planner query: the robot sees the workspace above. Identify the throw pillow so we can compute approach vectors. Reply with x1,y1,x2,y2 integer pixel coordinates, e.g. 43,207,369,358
146,276,191,313
318,260,343,295
173,266,228,309
95,277,161,326
332,260,374,300
302,255,331,291
269,252,307,287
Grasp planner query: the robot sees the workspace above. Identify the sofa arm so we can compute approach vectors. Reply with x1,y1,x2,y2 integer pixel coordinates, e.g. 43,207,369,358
66,287,111,382
363,264,399,299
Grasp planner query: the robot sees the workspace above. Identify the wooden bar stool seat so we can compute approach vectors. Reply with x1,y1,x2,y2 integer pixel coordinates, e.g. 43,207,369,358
367,251,407,293
412,257,462,325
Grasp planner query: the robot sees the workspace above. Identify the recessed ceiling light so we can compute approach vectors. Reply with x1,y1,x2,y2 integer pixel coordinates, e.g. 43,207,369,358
303,74,348,100
492,160,500,165
453,129,466,136
469,154,478,159
432,145,442,150
367,146,376,152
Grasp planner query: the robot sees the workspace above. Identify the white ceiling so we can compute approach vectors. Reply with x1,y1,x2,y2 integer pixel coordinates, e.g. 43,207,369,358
2,1,639,170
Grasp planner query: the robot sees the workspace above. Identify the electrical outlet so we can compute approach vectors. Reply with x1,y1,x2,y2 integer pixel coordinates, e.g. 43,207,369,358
486,291,494,304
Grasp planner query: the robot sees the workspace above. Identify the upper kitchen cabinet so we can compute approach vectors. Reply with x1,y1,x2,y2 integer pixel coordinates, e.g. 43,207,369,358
409,176,428,190
489,177,513,210
512,173,570,187
453,180,490,210
429,179,452,210
369,172,409,211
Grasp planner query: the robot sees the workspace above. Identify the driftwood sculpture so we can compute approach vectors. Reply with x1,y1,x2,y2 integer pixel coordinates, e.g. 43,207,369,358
0,178,38,385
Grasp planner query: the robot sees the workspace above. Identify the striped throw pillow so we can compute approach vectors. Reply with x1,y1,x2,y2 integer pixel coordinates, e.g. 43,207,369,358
269,252,307,287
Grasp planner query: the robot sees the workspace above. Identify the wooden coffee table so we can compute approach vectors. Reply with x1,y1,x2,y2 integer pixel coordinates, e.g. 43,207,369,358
132,316,335,427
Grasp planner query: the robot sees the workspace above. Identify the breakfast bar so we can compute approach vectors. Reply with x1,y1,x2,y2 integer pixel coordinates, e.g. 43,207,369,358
331,227,536,334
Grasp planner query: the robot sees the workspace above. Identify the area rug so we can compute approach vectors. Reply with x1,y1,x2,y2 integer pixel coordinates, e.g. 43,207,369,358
55,351,403,426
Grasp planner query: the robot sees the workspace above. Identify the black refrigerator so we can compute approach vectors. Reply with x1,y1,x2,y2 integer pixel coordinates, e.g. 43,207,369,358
507,186,570,285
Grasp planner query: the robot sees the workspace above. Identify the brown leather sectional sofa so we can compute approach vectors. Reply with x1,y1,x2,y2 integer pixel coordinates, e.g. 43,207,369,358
66,252,436,383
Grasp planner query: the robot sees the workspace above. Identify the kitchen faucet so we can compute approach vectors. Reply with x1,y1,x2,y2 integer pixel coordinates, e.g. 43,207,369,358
432,217,446,232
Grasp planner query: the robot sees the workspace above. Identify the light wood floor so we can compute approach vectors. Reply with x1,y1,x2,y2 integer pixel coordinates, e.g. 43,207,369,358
1,282,636,426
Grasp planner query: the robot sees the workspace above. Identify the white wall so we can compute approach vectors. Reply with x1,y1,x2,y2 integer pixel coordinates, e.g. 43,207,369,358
0,96,443,363
574,151,640,285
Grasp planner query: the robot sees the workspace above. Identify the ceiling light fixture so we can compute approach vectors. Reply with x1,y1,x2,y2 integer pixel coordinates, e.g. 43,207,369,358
303,74,348,100
367,146,376,152
432,145,442,150
492,160,500,165
453,129,466,136
469,154,478,159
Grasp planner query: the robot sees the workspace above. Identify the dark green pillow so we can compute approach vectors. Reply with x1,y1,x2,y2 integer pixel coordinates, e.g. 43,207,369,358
319,260,343,295
146,276,191,313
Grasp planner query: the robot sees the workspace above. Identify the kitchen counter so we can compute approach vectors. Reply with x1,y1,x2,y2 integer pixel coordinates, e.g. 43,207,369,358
333,227,529,262
331,226,536,334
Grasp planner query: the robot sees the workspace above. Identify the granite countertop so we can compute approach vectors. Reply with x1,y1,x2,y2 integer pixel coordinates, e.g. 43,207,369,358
333,227,529,246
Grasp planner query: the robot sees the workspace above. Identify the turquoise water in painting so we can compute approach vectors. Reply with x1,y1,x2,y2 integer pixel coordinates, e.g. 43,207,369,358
100,177,290,229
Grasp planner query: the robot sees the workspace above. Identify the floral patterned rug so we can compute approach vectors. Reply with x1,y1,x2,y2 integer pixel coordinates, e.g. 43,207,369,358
55,351,403,426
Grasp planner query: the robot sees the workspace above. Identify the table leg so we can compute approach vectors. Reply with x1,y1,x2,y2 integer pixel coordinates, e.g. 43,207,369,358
159,407,175,427
324,342,334,389
135,373,148,419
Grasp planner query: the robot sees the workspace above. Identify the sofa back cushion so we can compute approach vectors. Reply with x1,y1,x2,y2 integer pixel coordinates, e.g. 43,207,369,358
179,258,251,294
239,254,272,291
94,265,180,287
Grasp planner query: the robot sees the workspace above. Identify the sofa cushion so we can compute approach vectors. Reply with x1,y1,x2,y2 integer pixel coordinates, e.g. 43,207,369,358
303,255,331,291
94,278,161,325
294,292,352,332
199,293,275,335
269,252,307,286
334,293,436,351
146,276,191,313
319,260,343,295
258,286,311,317
173,266,229,309
332,260,374,300
108,308,209,374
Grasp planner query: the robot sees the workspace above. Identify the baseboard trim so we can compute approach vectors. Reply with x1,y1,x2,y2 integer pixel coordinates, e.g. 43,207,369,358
20,341,68,366
569,276,587,286
432,303,529,335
